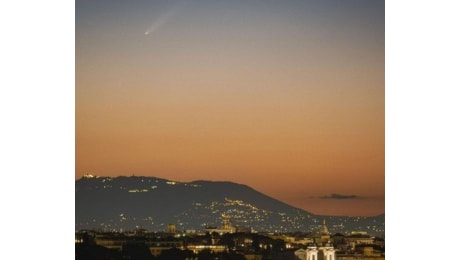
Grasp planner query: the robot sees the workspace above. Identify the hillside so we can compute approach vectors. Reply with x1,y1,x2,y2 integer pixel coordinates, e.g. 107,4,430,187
76,176,384,235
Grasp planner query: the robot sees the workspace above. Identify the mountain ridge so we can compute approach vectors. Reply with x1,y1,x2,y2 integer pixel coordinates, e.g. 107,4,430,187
76,176,384,235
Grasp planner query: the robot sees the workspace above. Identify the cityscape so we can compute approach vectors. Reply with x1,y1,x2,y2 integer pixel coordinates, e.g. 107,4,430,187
76,209,384,260
76,1,385,259
76,175,384,259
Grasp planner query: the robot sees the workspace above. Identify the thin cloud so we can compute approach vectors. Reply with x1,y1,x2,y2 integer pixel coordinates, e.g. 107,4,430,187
319,193,358,200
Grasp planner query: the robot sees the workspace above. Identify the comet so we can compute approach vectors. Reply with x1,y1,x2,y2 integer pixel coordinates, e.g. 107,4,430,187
144,1,186,37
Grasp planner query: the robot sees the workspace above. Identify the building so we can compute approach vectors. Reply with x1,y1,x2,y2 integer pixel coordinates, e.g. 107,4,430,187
344,232,374,250
167,223,176,234
295,242,336,260
93,233,127,251
186,244,227,254
205,215,236,235
146,240,184,256
312,219,331,246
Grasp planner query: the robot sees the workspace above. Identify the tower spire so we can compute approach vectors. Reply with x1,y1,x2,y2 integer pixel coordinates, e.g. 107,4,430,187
321,218,329,235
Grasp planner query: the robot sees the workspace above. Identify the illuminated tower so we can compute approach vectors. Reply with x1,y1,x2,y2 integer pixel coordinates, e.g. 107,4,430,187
320,219,329,235
314,219,331,246
167,223,176,234
321,242,336,260
222,215,230,230
306,244,318,260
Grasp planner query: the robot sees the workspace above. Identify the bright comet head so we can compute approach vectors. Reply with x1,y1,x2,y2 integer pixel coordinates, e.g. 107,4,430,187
144,31,149,35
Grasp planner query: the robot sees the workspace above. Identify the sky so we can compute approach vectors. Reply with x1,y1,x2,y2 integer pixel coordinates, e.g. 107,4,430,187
76,0,384,216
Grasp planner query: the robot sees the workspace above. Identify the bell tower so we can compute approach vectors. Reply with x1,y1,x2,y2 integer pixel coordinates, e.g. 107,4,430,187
322,242,336,260
306,244,318,260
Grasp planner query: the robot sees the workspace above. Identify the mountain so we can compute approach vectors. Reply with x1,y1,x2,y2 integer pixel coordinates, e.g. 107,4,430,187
76,176,384,236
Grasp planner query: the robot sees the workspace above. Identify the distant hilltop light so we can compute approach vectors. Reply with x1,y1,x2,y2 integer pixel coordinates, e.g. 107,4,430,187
83,174,98,179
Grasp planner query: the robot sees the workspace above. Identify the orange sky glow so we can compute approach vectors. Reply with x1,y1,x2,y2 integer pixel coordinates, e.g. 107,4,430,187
76,0,384,216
